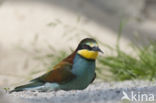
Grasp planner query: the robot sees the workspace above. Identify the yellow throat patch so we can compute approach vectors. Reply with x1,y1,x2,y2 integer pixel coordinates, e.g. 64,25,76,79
78,49,98,60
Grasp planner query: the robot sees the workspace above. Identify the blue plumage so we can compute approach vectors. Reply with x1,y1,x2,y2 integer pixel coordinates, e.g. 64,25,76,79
10,38,103,92
59,54,95,90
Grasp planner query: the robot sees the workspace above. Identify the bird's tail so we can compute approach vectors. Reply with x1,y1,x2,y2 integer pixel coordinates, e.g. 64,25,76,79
10,82,44,93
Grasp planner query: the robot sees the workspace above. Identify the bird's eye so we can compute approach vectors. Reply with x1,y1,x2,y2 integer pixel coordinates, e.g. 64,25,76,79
83,45,92,50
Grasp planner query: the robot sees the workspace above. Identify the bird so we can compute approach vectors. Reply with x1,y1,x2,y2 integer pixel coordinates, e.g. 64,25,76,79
10,38,103,92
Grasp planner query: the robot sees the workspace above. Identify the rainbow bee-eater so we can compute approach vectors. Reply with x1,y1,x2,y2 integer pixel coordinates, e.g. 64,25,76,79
11,38,103,92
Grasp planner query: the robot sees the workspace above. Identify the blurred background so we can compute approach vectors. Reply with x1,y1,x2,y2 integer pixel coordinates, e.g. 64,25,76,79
0,0,156,88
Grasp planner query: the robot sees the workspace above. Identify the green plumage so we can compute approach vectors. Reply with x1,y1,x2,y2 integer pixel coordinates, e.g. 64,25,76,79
10,38,103,92
10,82,44,92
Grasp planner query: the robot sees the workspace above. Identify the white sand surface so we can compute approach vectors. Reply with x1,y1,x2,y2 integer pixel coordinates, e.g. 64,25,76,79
6,80,156,103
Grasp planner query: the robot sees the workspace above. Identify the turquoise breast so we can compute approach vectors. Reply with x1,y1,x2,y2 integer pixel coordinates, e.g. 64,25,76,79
59,54,95,90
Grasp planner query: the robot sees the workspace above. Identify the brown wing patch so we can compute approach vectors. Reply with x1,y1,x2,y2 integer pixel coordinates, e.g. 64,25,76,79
62,50,77,64
52,51,77,71
31,51,77,83
42,62,75,83
43,69,75,83
53,62,71,70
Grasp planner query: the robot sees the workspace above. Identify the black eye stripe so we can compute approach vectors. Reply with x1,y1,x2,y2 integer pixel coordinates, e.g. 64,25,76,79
83,45,92,50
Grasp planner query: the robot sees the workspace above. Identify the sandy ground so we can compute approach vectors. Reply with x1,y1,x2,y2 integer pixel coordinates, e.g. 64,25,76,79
0,80,154,103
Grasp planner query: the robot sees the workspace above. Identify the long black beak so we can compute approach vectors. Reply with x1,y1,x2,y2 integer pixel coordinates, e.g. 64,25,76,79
92,47,104,53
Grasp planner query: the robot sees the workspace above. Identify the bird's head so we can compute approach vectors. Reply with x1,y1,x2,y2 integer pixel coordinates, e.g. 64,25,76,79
76,38,103,60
